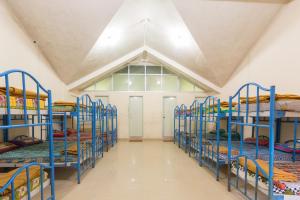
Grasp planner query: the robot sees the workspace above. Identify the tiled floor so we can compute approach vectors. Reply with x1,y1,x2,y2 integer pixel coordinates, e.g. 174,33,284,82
51,141,244,200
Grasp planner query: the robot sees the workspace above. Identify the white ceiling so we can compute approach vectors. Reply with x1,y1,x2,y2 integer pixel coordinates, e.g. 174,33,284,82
7,0,289,89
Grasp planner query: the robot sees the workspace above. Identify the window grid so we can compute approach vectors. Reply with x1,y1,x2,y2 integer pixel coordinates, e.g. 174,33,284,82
84,65,204,92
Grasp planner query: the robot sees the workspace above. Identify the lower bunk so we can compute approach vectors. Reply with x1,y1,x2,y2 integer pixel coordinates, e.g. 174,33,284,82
0,140,96,184
199,140,300,183
0,163,52,200
230,158,300,199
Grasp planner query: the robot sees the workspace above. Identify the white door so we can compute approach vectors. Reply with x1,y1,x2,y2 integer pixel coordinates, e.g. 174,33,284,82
163,97,177,139
129,96,143,138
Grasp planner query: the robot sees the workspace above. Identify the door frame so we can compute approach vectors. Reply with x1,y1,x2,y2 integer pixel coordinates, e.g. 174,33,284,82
128,96,144,141
162,96,177,141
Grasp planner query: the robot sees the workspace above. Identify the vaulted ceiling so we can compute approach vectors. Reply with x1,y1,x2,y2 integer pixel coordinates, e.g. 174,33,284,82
7,0,290,90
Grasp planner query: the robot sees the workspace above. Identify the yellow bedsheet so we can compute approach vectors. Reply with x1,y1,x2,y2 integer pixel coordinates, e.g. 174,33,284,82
0,87,47,100
238,157,297,182
240,94,300,104
206,145,239,156
0,166,41,194
53,101,76,107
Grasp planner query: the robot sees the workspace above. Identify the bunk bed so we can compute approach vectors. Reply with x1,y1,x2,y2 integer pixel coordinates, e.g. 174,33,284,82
227,83,300,200
95,99,105,157
104,104,117,152
173,105,180,145
180,104,188,151
198,96,223,181
0,94,98,184
0,69,55,200
188,100,201,158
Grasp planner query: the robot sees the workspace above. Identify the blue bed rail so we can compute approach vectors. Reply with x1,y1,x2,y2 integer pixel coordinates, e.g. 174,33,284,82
0,69,55,199
188,100,201,158
75,94,95,184
198,96,222,181
104,104,117,151
0,163,52,200
95,99,105,158
227,82,275,200
173,105,180,144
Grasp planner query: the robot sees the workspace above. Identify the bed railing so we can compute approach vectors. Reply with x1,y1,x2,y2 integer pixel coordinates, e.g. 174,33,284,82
188,100,201,157
113,105,118,144
0,163,53,200
0,69,55,199
179,104,187,149
198,96,221,180
76,94,96,184
173,106,180,144
227,82,275,200
95,99,105,158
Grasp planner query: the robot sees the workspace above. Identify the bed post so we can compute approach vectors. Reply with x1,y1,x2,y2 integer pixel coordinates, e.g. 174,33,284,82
76,97,81,184
268,86,275,200
92,102,96,168
227,96,233,192
48,90,56,200
199,103,203,166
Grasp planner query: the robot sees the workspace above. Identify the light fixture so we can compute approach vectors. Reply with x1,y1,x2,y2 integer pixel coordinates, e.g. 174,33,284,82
156,80,161,85
128,80,132,86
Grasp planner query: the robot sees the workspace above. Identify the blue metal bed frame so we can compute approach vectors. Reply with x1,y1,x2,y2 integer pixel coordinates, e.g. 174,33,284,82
188,100,201,158
104,104,117,151
75,94,96,184
178,104,188,151
198,96,224,181
173,105,180,145
0,69,55,200
95,99,105,157
227,82,276,200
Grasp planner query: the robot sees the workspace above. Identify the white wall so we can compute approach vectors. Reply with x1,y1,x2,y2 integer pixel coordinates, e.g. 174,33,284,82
0,1,72,101
87,91,206,139
220,0,300,142
221,0,300,100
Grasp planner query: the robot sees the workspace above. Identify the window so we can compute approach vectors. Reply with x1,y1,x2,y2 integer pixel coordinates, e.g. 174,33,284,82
180,78,194,92
147,75,162,91
129,65,145,74
146,66,161,74
113,74,128,91
84,65,205,92
95,77,112,91
85,85,95,91
129,75,145,91
163,75,178,91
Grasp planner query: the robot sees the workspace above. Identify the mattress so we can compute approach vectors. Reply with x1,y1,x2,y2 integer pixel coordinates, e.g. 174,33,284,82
0,141,92,164
231,161,300,196
202,141,300,163
237,100,300,112
0,169,49,200
0,94,46,110
52,105,75,112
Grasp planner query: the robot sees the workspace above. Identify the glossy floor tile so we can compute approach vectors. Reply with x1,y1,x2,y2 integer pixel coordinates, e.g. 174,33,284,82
51,141,245,200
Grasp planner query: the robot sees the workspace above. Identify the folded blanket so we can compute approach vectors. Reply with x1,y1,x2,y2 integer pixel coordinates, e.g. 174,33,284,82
240,94,300,104
238,157,298,182
240,95,270,104
10,135,42,147
53,101,76,107
0,166,41,194
206,145,239,156
0,87,47,100
244,136,269,146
